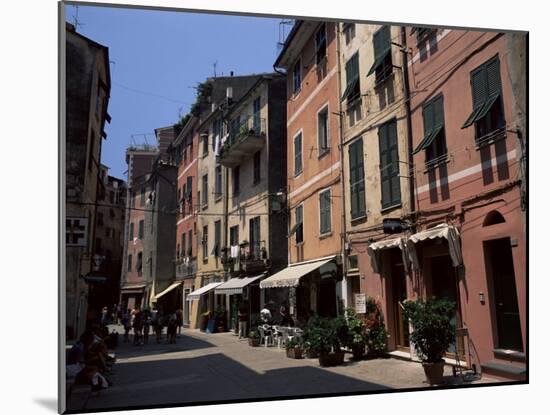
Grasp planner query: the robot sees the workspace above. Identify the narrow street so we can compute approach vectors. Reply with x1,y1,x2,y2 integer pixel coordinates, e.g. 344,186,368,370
68,326,501,412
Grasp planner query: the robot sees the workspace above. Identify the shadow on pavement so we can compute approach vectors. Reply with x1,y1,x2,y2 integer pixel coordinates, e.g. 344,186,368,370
69,352,391,412
114,333,216,359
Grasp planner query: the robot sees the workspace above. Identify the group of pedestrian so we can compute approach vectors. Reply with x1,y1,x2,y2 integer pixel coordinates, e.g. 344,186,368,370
120,305,184,345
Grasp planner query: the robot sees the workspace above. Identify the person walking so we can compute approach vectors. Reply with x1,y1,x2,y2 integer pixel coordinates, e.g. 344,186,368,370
154,309,163,344
237,303,248,339
132,307,144,346
100,306,109,326
167,313,177,344
176,308,183,336
143,314,151,344
122,309,131,343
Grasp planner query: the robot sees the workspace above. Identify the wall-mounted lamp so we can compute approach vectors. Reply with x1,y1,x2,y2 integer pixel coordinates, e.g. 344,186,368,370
479,292,485,304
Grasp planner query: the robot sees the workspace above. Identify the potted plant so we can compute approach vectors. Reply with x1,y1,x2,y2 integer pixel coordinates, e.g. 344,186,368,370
214,307,227,333
248,330,260,347
344,308,367,360
363,297,388,358
402,297,456,385
309,317,346,367
285,338,303,359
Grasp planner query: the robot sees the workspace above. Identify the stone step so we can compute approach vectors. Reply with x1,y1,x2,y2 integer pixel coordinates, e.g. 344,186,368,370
481,360,526,381
493,348,526,363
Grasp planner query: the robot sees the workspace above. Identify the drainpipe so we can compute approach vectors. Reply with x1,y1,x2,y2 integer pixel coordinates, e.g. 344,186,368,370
400,27,416,221
335,23,348,313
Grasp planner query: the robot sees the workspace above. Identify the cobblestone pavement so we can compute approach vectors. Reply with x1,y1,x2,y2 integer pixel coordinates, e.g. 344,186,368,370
67,325,503,412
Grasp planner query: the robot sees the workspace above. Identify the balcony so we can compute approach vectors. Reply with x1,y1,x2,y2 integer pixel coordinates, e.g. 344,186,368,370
219,116,266,168
221,241,269,275
175,256,197,280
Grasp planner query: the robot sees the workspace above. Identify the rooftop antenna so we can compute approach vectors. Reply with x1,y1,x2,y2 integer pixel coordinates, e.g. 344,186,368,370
213,60,218,78
277,19,294,52
72,5,85,30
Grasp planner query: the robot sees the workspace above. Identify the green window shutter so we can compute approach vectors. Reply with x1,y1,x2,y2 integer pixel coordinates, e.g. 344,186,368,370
320,191,331,234
138,220,144,239
471,67,488,109
388,121,401,206
379,120,401,209
423,100,434,137
294,133,302,174
129,223,134,240
374,25,391,59
349,138,365,219
486,57,501,98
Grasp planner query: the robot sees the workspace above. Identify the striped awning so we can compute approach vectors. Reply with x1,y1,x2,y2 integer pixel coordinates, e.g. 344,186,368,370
214,275,264,295
187,282,222,301
260,257,335,289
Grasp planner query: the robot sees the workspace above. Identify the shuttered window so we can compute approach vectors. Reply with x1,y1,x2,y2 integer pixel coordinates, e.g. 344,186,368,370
138,220,144,239
215,165,222,199
342,52,360,101
413,95,447,166
319,189,332,235
349,138,366,219
315,23,327,64
129,222,134,240
295,205,304,243
294,132,303,175
318,106,329,152
249,216,261,257
202,225,208,260
181,232,186,259
213,220,221,257
367,25,393,84
293,59,301,94
461,55,505,144
188,230,193,256
379,120,401,209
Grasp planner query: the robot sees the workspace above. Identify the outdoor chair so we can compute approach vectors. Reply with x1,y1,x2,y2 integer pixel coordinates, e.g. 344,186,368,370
258,325,273,348
272,326,284,348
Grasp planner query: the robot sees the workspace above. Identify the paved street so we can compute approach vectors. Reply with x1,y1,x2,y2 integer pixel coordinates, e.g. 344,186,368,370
67,325,502,412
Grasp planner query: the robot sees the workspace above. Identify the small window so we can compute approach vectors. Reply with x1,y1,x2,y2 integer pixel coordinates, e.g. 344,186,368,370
136,252,143,274
129,222,134,240
315,23,327,65
176,243,180,259
202,174,208,207
318,106,329,154
138,220,144,239
344,23,356,45
349,138,366,219
319,189,332,235
130,190,136,208
127,254,132,272
348,254,358,270
378,120,401,209
249,216,261,258
233,166,240,196
295,205,304,244
292,59,301,94
294,132,303,176
230,225,239,247
202,225,208,261
140,187,145,207
188,229,193,257
253,151,261,184
213,220,221,257
202,134,209,156
181,232,186,258
215,165,222,200
97,212,104,226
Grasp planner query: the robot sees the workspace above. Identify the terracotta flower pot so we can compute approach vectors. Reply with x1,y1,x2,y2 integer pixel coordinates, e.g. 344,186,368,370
422,360,445,385
318,351,345,367
248,338,260,347
351,344,365,361
286,347,303,359
305,349,318,359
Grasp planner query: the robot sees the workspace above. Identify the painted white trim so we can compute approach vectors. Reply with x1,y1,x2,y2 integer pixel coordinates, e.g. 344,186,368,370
416,149,517,195
176,214,194,226
409,29,451,66
287,65,338,127
316,102,330,153
177,158,197,181
290,254,337,267
289,161,341,199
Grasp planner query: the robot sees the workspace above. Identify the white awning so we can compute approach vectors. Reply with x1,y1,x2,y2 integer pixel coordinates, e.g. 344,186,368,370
260,257,334,289
367,237,409,274
214,275,264,295
154,282,182,301
406,224,463,269
187,282,222,301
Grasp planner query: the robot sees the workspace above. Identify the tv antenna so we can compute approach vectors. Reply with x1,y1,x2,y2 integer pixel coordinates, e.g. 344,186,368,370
213,60,218,78
71,5,85,30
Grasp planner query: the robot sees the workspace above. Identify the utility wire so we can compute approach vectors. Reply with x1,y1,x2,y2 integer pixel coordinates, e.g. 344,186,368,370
112,82,192,105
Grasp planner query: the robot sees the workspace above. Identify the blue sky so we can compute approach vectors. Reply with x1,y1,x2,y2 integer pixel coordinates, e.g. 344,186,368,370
66,5,285,179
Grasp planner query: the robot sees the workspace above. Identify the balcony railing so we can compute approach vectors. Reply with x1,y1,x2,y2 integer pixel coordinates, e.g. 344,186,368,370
219,116,267,168
175,256,197,279
221,240,269,274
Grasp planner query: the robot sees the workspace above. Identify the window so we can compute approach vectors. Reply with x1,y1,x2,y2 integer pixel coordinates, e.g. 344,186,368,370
292,59,301,94
315,23,327,65
109,208,115,218
109,191,114,204
215,165,222,200
188,230,193,256
95,237,102,254
202,174,208,207
294,205,304,243
129,222,134,240
413,95,447,167
229,116,241,142
461,55,505,145
378,120,401,209
412,26,436,44
249,216,261,258
230,225,239,246
294,132,303,176
138,219,144,239
177,187,182,203
127,254,132,271
202,134,209,156
319,189,332,235
181,232,186,259
140,187,145,207
253,151,261,184
186,176,193,212
342,52,360,102
349,138,366,219
213,220,221,257
344,23,356,45
233,166,240,196
105,227,110,238
137,252,143,275
202,225,208,261
253,97,261,133
97,212,104,226
318,106,329,153
367,25,393,85
176,243,180,259
130,191,136,208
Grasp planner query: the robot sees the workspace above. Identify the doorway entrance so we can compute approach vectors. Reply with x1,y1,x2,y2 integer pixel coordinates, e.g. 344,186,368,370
390,250,409,350
484,238,523,351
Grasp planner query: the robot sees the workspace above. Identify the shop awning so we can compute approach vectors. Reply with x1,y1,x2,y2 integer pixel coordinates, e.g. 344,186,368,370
214,275,264,295
187,282,222,301
260,257,335,289
367,237,409,274
154,282,182,301
406,224,463,269
120,284,146,293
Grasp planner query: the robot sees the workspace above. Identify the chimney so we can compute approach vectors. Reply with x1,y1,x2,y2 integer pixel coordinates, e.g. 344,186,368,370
230,71,234,77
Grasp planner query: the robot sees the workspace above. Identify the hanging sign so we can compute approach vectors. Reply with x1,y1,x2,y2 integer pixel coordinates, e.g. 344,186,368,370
354,293,366,314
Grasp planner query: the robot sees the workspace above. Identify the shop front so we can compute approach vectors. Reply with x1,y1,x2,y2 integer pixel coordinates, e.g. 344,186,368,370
187,282,223,330
119,284,146,311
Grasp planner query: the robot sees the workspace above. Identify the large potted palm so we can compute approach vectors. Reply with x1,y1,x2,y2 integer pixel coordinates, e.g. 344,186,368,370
309,316,347,367
402,297,456,385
